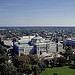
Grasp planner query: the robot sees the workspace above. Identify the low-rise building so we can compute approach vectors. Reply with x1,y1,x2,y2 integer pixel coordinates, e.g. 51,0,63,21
64,38,75,47
3,40,13,47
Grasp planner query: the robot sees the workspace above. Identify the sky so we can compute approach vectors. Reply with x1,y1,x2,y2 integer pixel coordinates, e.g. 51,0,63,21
0,0,75,27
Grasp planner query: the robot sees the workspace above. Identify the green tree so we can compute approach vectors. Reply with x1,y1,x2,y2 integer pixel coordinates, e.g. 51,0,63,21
44,60,49,68
50,60,55,68
0,54,9,64
0,62,18,75
38,61,46,71
31,65,42,75
0,46,7,55
71,54,75,69
64,46,73,65
13,55,30,74
28,54,39,65
13,55,30,67
56,57,67,67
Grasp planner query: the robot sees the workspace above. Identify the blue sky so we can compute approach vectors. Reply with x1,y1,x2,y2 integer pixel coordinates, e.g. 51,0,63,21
0,0,75,26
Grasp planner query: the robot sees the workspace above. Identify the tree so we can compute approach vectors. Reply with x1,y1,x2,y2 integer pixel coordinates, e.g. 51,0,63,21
73,55,75,64
17,55,30,67
12,54,18,65
0,62,19,75
12,55,30,74
71,54,75,69
50,60,55,68
28,54,39,65
38,61,46,71
56,57,67,67
44,60,49,68
31,66,39,75
0,54,9,64
64,46,73,65
0,46,7,55
64,46,73,58
0,46,9,64
13,55,30,67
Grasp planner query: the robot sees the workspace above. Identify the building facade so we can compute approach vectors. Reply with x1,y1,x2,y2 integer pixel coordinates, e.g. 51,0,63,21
13,34,63,56
64,38,75,47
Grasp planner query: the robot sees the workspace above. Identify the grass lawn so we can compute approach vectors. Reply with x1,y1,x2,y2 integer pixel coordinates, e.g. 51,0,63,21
40,66,75,75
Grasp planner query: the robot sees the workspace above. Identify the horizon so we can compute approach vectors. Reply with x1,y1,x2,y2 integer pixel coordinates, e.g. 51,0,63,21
0,25,75,27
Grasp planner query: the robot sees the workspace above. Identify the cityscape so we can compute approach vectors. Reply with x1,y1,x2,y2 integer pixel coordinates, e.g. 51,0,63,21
0,0,75,75
0,27,75,75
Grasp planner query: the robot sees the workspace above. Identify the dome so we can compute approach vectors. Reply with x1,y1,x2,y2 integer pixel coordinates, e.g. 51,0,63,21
30,34,44,45
32,34,42,40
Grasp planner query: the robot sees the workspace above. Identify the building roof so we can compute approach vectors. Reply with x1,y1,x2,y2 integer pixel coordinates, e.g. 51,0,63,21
44,40,51,43
32,33,42,40
15,34,57,47
67,38,72,40
19,41,29,44
15,42,33,48
35,42,46,45
67,38,75,41
33,36,42,40
15,41,28,47
4,40,13,46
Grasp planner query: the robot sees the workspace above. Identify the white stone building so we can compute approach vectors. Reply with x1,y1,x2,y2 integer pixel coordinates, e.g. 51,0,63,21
13,34,63,56
3,40,13,47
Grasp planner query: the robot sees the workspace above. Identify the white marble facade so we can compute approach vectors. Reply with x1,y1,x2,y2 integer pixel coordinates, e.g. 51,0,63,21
14,34,63,56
